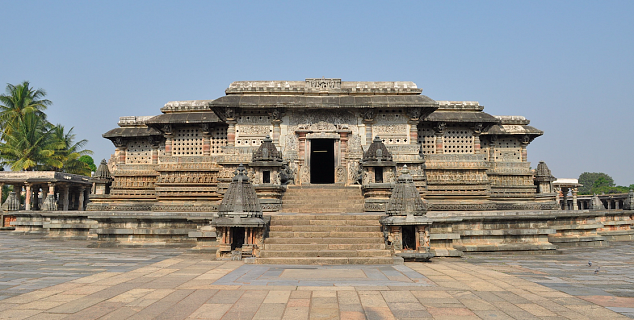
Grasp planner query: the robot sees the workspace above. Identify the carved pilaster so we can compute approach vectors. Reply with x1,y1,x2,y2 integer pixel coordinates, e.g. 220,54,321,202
432,122,446,154
201,123,211,156
162,124,173,156
520,135,530,162
362,109,375,145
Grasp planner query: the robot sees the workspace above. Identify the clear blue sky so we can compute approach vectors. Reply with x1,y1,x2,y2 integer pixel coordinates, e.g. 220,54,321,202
2,1,633,185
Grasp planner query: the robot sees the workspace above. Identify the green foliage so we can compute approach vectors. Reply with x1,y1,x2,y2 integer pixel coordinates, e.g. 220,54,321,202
0,82,92,175
0,81,50,139
0,112,61,171
79,155,97,172
578,172,631,195
578,172,615,194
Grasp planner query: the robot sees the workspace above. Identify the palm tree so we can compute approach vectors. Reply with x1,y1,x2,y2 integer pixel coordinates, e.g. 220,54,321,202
0,112,61,171
0,81,51,139
46,124,93,175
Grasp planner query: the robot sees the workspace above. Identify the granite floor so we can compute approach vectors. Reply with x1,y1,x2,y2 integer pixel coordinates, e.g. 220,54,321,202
0,232,632,319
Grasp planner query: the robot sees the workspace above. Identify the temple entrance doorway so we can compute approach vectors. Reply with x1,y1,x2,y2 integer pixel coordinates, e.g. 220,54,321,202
310,139,335,184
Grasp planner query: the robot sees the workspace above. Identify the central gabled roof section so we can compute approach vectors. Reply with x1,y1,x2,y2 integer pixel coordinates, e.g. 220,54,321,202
209,78,438,110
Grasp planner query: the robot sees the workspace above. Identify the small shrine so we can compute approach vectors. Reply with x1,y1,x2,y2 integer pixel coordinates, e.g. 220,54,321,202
211,164,269,259
361,136,397,212
249,135,285,211
380,166,433,261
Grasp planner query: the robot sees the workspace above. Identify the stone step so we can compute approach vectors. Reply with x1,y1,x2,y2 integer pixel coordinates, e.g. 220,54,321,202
278,209,365,214
254,257,395,265
269,225,380,232
271,214,381,220
264,243,386,251
264,237,385,244
268,231,384,238
270,219,380,226
259,249,391,258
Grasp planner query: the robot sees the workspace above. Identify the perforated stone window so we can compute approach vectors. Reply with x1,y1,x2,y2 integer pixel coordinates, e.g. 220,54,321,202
443,127,473,154
173,128,203,156
211,126,227,154
126,139,152,164
491,137,521,162
417,127,436,154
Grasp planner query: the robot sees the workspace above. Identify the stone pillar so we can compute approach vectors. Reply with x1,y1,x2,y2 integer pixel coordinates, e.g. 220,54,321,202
340,132,349,166
298,132,307,164
433,122,445,154
62,186,70,211
14,185,22,209
473,134,481,154
561,187,568,210
362,109,375,146
434,135,443,154
77,186,85,211
117,147,127,164
572,187,578,211
202,134,211,156
409,120,418,145
164,137,172,156
616,200,620,210
272,120,282,147
520,135,529,162
227,121,236,147
25,184,31,211
0,183,3,212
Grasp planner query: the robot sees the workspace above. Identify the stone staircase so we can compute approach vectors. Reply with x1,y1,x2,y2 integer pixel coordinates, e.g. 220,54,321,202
279,185,365,213
255,214,394,265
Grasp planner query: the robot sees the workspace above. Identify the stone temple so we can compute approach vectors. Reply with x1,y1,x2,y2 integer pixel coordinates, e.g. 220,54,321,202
5,78,633,264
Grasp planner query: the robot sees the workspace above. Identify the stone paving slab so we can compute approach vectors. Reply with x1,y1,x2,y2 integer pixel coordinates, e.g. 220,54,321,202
0,232,632,319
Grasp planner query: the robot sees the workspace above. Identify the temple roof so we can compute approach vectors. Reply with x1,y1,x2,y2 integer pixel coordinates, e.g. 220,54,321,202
252,136,282,163
225,79,424,95
484,124,543,136
385,166,428,216
210,95,437,109
0,171,91,185
424,111,500,124
145,112,220,124
103,127,162,139
363,136,394,164
93,159,112,180
217,164,263,218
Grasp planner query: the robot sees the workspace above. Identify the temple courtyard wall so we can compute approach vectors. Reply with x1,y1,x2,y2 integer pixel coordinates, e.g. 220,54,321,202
7,208,634,258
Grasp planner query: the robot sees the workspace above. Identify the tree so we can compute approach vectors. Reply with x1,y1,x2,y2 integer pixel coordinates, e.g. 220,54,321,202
79,155,97,172
0,81,51,139
0,112,61,171
45,124,93,175
578,172,615,194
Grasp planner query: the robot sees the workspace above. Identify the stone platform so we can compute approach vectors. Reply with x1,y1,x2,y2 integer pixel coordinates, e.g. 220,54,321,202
0,232,633,319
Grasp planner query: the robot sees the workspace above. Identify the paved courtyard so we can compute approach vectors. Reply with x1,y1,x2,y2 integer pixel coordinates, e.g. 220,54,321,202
0,232,632,319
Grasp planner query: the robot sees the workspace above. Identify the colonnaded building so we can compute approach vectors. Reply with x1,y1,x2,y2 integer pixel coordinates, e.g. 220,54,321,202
5,78,634,264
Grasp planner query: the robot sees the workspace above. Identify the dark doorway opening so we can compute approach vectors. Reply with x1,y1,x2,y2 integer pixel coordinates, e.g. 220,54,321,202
375,167,383,183
263,171,270,184
231,227,245,250
402,226,416,250
310,139,335,184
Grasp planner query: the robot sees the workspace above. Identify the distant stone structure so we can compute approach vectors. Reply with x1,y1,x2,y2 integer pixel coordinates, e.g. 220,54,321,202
3,78,633,261
91,79,555,212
